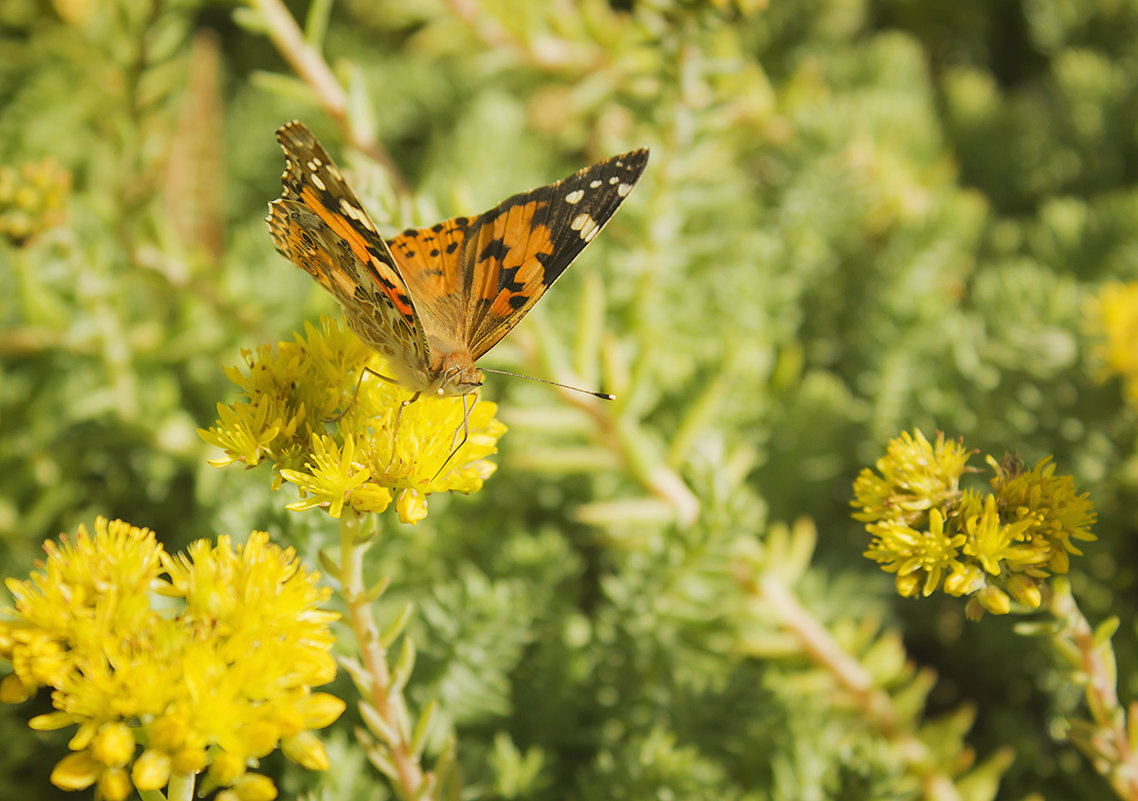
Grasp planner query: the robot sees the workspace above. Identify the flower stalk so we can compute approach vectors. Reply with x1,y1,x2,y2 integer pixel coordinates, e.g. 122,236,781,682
733,520,1015,800
244,0,410,198
336,509,439,799
1039,580,1138,800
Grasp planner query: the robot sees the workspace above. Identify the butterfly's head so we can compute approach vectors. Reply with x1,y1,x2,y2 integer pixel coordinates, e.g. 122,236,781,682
434,365,482,397
428,349,483,398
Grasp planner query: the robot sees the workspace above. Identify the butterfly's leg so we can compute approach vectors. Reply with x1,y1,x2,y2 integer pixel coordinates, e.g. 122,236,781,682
326,366,394,422
451,393,472,453
432,393,474,480
384,391,421,473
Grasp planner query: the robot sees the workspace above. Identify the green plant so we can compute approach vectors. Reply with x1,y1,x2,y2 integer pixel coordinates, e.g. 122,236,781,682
2,0,1138,799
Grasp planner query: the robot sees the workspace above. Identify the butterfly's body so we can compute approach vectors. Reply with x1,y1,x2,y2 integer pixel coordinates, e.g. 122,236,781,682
268,121,647,398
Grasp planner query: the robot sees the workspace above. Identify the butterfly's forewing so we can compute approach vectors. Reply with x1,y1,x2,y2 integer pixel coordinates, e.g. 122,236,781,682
269,122,430,367
269,198,367,297
463,149,648,359
386,149,649,361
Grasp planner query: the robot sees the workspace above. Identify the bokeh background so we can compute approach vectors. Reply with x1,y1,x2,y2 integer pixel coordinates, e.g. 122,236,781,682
2,0,1137,799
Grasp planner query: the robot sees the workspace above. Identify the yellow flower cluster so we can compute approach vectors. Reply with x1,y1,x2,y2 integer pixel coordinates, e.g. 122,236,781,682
1092,281,1138,407
852,430,1097,616
0,517,344,801
199,317,506,524
0,157,70,244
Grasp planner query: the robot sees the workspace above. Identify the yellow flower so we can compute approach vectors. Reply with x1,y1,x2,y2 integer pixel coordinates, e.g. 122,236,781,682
0,158,71,244
1091,281,1138,406
987,454,1097,567
852,429,971,525
1,517,165,693
853,433,1096,615
279,434,376,518
0,518,343,800
199,317,507,524
864,508,966,597
959,490,1045,577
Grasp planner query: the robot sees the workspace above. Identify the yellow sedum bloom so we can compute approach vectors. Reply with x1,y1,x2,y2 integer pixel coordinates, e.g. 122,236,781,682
0,517,344,800
865,508,966,598
852,429,971,526
199,317,506,524
1091,281,1138,407
986,454,1097,566
852,430,1096,616
0,157,71,244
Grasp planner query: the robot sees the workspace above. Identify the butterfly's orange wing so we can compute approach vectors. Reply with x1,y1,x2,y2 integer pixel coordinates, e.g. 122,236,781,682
387,149,649,361
385,216,473,347
268,122,430,370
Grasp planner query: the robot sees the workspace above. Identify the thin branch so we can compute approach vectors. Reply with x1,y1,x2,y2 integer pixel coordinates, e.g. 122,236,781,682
1051,583,1138,800
515,332,700,525
741,569,967,801
249,0,411,198
338,511,426,798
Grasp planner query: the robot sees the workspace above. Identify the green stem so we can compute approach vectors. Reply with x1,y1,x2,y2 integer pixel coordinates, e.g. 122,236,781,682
740,567,974,798
338,510,425,799
520,322,700,525
164,771,194,801
1050,581,1138,800
246,0,410,199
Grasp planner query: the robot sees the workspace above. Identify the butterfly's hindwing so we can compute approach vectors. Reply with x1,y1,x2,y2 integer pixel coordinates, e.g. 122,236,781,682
386,216,473,340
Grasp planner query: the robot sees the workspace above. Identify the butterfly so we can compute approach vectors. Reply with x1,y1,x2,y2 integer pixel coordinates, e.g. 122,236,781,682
267,121,648,403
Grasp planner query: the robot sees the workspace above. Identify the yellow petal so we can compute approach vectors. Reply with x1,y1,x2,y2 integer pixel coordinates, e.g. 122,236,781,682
977,585,1011,615
50,751,99,790
132,749,172,791
97,767,133,801
396,489,428,525
0,672,34,703
91,722,136,767
301,692,347,729
281,731,329,771
234,773,278,801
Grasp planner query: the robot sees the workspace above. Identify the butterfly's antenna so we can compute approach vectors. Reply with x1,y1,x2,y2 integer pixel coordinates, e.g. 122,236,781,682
480,367,616,400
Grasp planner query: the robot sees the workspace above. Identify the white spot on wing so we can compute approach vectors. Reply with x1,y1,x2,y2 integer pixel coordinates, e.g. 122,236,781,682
608,176,620,185
310,173,327,191
565,189,584,204
590,179,602,188
617,182,632,197
338,198,376,230
571,213,598,241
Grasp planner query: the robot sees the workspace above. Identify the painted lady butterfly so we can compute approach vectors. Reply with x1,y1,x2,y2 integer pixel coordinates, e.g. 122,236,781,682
268,121,648,400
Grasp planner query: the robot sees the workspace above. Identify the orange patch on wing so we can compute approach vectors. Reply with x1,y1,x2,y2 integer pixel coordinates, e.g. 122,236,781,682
501,201,543,249
487,213,554,318
299,186,416,320
301,187,370,263
269,200,357,298
389,218,469,299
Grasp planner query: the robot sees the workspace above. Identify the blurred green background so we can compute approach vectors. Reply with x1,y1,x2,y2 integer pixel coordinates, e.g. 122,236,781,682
2,0,1137,799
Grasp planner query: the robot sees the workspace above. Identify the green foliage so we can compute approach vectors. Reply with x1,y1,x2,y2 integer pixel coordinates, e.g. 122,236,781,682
2,0,1138,799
